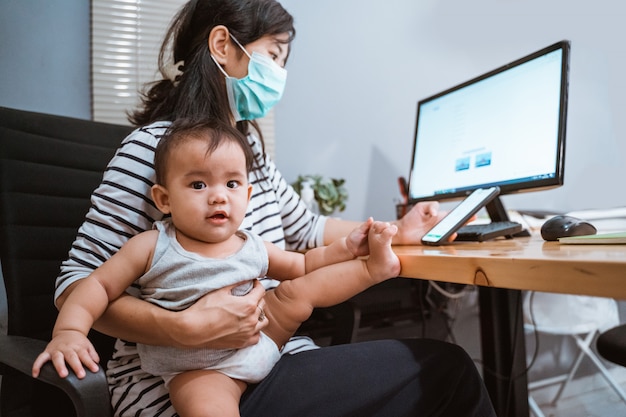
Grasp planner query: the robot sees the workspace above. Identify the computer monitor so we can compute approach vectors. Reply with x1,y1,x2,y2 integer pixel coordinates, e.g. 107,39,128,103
407,40,570,224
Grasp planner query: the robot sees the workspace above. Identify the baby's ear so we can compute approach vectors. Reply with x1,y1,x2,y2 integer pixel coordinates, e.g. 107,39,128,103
151,184,171,214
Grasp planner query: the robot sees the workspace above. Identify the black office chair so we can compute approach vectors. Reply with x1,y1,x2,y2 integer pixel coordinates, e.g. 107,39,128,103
597,324,626,367
0,106,132,417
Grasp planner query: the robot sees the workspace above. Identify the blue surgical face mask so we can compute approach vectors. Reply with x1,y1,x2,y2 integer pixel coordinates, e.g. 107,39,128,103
211,35,287,121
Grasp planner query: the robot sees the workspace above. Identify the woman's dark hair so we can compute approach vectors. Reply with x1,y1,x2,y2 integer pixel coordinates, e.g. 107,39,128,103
154,118,255,186
128,0,295,142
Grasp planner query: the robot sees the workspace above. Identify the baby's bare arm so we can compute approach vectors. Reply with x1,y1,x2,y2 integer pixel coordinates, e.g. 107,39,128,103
33,231,157,379
32,277,110,379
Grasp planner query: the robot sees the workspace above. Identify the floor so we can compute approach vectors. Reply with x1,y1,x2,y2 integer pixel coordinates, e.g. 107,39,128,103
344,281,626,417
528,368,626,417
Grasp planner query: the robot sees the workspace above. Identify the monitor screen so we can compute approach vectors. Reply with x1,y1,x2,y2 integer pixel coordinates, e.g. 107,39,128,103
407,40,570,207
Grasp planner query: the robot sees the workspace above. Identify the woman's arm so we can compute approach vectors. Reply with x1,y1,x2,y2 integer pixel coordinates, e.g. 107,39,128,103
265,218,373,282
306,217,373,270
322,217,362,245
322,202,445,246
57,279,267,350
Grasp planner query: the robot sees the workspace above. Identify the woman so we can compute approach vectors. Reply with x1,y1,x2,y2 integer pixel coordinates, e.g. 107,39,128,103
55,0,496,415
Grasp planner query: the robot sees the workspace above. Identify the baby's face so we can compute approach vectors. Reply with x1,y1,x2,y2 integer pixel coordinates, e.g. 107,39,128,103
163,137,251,247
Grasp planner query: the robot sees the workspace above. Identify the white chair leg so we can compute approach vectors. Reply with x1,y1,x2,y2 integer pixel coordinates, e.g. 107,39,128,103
575,333,626,404
550,332,595,406
528,395,546,417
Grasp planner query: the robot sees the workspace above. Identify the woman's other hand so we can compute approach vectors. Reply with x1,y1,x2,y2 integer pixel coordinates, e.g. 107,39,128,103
166,279,268,350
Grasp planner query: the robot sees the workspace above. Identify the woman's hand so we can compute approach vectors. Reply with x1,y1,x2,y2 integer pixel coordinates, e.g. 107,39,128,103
164,279,268,350
393,201,477,244
393,201,446,245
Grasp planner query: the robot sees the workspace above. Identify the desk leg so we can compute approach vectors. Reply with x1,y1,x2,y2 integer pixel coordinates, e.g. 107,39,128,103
479,287,530,417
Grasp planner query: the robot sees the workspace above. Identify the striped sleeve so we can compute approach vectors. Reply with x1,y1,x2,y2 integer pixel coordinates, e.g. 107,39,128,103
242,134,327,252
55,122,170,302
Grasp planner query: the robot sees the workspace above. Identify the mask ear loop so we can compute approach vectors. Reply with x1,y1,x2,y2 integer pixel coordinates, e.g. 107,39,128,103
210,54,230,77
228,33,252,60
209,32,252,77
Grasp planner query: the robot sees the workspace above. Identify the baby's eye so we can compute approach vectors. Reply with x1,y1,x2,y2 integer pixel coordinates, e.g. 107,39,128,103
191,181,206,190
227,180,240,189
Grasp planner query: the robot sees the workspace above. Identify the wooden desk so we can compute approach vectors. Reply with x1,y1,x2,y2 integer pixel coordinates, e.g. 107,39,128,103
394,236,626,417
395,236,626,298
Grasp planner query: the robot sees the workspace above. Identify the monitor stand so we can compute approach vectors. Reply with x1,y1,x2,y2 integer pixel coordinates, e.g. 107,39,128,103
485,196,530,237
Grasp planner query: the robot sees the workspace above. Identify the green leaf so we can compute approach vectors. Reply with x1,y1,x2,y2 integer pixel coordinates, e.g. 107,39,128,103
291,174,348,215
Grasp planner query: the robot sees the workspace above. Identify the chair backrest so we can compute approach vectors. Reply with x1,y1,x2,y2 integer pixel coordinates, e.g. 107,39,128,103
523,292,619,335
0,106,132,416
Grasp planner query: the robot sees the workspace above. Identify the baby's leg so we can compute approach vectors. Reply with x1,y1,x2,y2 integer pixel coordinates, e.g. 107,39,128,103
168,369,246,417
263,221,400,348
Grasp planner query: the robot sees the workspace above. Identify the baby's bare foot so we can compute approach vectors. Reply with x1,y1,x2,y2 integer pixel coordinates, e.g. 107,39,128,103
346,217,373,257
366,221,401,283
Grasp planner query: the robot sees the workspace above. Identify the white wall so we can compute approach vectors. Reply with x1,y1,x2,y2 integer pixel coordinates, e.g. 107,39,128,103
276,0,626,221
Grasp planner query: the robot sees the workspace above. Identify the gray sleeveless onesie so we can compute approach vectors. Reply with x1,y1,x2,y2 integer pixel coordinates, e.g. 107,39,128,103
137,219,280,383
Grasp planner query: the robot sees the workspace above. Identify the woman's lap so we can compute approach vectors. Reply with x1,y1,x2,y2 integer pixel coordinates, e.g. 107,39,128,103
109,338,495,416
240,338,496,417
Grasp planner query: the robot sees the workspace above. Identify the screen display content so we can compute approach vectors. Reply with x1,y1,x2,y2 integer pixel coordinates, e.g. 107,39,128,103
407,40,570,224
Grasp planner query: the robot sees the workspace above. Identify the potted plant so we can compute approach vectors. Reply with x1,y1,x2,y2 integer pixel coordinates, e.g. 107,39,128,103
291,174,348,216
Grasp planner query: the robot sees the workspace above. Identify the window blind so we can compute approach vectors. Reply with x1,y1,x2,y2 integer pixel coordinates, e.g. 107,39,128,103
91,0,186,125
91,0,276,158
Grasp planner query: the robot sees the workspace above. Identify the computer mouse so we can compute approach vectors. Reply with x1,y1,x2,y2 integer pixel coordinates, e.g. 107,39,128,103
540,215,597,241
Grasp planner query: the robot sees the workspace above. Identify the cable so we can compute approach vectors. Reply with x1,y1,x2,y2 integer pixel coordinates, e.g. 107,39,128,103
428,280,469,299
416,281,428,339
429,279,542,413
425,281,474,343
470,291,540,416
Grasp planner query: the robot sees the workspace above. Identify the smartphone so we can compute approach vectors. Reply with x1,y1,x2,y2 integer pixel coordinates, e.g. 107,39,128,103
421,186,500,246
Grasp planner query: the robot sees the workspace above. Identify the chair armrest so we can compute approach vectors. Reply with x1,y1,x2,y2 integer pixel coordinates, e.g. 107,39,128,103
0,334,112,417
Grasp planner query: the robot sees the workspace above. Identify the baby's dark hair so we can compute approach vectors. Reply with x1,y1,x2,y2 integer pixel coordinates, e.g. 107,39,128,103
154,119,254,186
